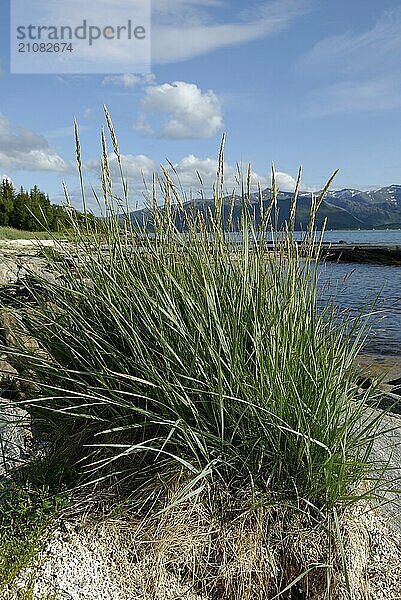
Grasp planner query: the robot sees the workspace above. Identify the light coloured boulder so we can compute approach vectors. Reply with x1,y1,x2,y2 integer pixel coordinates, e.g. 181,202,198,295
0,310,40,353
0,398,30,477
0,359,18,381
368,410,401,536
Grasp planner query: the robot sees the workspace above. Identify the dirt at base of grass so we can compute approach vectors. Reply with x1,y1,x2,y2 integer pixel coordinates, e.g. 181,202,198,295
4,498,401,600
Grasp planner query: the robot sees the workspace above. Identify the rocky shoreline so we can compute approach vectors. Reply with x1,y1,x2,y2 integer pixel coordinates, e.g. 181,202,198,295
321,243,401,265
0,239,61,288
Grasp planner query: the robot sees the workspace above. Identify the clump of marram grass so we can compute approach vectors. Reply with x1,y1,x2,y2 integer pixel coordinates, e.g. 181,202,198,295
1,109,390,598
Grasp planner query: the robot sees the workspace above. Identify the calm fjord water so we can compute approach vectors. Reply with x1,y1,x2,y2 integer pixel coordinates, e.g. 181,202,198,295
317,230,401,355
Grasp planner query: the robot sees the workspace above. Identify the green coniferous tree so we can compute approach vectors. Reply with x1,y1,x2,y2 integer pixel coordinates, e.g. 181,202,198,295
0,179,15,226
0,179,82,232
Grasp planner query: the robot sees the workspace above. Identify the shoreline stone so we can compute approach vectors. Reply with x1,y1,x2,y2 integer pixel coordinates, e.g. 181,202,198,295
0,239,61,286
0,398,31,477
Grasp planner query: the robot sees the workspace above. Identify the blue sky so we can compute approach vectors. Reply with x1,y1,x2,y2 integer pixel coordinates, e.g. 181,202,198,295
1,0,401,210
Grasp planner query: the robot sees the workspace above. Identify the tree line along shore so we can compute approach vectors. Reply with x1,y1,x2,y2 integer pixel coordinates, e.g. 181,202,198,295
0,178,78,233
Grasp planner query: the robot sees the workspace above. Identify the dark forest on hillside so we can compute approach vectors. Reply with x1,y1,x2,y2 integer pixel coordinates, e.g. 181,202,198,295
0,179,70,231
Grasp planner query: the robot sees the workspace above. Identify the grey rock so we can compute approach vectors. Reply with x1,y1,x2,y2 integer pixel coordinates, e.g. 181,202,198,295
368,409,401,536
0,239,61,286
0,310,40,352
0,398,31,477
355,354,401,384
0,359,18,381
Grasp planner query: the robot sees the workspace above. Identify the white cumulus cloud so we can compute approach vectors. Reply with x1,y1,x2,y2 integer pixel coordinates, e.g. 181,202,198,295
274,171,299,192
168,154,268,190
86,152,271,201
0,113,70,172
137,81,223,139
86,153,156,181
86,152,309,197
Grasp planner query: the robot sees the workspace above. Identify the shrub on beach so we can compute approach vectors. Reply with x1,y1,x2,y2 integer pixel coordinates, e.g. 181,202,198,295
1,112,388,598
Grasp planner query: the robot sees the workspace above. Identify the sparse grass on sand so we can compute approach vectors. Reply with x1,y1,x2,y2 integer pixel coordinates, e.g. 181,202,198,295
0,478,67,594
0,226,56,240
0,110,395,599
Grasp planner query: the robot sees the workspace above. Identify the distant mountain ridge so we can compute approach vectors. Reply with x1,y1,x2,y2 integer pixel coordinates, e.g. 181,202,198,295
130,185,401,230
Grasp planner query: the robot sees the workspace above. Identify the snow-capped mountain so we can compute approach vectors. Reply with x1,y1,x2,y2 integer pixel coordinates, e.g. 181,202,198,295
130,185,401,230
